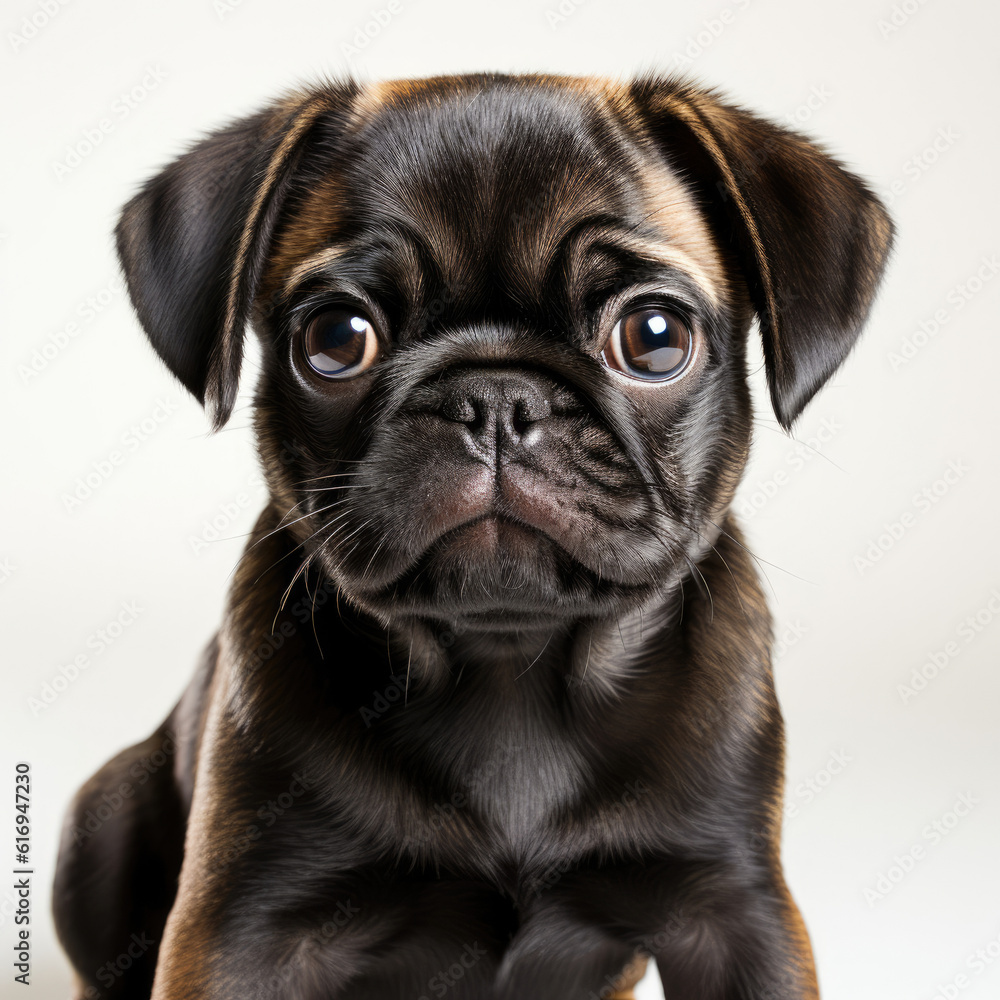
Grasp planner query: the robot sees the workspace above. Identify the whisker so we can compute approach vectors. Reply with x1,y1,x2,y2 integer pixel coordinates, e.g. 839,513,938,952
704,516,814,587
405,634,413,706
292,471,363,487
297,484,369,493
307,564,324,659
514,631,553,680
751,420,846,473
248,500,346,554
681,552,715,623
249,505,354,587
581,632,593,680
272,556,311,634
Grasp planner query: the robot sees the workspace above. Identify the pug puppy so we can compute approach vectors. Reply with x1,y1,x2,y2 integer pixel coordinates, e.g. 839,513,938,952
54,73,892,1000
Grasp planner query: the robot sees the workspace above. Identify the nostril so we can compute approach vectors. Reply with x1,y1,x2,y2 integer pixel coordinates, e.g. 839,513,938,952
512,402,532,436
441,394,480,426
512,395,551,435
467,402,485,435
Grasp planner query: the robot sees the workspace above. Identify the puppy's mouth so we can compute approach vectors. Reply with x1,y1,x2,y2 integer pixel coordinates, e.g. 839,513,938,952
309,450,679,625
360,505,656,626
398,510,579,617
431,511,548,557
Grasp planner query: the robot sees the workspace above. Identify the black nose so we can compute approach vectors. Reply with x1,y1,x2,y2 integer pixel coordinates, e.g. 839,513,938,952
438,369,552,443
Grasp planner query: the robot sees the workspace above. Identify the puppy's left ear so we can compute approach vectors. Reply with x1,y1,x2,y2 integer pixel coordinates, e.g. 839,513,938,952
629,77,894,429
116,86,352,429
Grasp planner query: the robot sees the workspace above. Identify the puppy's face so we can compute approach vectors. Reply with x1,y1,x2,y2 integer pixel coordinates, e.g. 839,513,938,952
257,80,746,631
117,75,892,634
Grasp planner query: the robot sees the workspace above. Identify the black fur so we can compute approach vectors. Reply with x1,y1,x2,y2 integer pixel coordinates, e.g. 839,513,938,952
55,73,892,999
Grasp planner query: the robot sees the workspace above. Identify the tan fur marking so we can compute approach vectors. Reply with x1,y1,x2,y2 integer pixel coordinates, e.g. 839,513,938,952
348,78,395,123
594,81,729,308
634,158,729,307
648,91,775,326
278,244,348,297
224,93,336,331
261,173,348,301
149,639,232,997
607,955,649,999
261,82,395,302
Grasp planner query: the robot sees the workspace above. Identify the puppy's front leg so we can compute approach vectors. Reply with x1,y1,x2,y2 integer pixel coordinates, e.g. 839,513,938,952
146,795,232,997
507,858,818,1000
151,868,514,998
146,670,256,998
646,864,819,1000
148,897,216,999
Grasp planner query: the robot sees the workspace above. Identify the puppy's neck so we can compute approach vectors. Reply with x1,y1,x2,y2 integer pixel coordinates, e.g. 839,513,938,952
390,599,684,697
224,504,691,705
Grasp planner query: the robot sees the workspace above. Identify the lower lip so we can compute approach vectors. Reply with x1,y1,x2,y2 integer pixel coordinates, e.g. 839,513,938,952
444,515,540,557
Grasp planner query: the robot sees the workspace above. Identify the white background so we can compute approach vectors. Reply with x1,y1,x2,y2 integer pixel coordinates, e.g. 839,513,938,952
1,0,998,997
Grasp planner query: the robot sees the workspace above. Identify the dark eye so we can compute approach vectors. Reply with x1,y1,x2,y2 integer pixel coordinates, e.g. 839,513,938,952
302,308,380,378
601,307,694,381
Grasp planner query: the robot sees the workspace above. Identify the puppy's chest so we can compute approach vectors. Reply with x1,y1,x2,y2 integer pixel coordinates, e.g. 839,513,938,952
460,734,580,836
394,707,592,865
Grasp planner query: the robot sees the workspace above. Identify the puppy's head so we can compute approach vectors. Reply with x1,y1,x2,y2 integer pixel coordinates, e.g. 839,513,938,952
117,74,891,634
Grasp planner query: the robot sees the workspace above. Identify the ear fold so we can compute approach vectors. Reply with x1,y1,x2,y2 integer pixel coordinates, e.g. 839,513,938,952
115,87,350,429
629,77,894,429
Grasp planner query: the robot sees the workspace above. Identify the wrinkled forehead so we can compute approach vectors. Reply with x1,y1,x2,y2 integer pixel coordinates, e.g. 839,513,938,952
268,77,725,312
348,80,640,282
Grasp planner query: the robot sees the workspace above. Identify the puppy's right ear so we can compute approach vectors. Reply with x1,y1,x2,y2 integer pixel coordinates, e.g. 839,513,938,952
116,85,354,429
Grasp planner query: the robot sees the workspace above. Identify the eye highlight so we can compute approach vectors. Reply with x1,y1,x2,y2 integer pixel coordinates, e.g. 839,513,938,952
302,308,380,378
601,307,694,382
